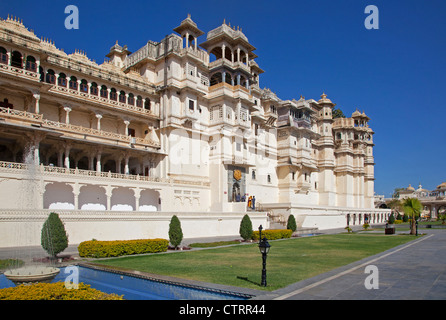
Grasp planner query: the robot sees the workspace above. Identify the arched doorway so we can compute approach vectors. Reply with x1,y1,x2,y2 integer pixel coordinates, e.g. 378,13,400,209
232,182,240,202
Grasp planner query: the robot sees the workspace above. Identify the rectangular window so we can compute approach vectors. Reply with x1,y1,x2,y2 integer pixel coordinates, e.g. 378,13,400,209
189,100,194,111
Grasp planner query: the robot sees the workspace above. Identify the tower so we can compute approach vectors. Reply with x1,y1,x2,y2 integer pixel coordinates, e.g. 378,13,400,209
314,93,336,206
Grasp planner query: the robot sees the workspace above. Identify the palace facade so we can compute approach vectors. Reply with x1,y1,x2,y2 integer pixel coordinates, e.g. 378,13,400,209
0,15,389,246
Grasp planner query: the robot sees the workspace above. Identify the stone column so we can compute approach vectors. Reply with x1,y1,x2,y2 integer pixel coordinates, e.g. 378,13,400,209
64,106,72,124
25,132,45,165
104,186,115,211
124,153,130,175
131,187,141,211
64,142,72,168
31,90,40,114
123,120,130,136
96,152,102,172
95,113,102,131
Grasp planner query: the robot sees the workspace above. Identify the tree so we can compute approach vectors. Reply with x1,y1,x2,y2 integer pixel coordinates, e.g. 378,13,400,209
388,212,395,224
332,108,346,119
402,198,422,235
286,215,297,232
41,212,68,258
239,214,253,241
387,199,402,213
168,215,183,249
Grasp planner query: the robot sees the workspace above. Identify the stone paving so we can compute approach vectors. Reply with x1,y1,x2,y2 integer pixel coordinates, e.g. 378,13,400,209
256,228,446,300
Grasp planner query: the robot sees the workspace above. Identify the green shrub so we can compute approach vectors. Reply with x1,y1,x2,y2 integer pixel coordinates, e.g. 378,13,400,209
239,214,253,241
286,215,297,232
168,215,183,249
394,220,403,224
41,212,68,258
402,214,409,222
78,238,168,258
388,213,395,224
252,229,292,241
363,223,370,230
345,226,353,233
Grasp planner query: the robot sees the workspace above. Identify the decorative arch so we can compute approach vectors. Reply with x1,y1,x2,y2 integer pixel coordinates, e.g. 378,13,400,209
79,185,106,210
210,72,222,86
11,51,22,68
44,182,74,209
139,189,160,211
111,187,135,211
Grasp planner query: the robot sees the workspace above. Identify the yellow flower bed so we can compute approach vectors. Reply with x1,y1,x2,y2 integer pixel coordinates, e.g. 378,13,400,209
0,282,124,300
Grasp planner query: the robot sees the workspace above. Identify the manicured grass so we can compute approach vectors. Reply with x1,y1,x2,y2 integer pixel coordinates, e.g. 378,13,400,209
189,240,242,248
92,234,416,291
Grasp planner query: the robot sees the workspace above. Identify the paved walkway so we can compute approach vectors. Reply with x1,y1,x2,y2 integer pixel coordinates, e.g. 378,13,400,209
256,228,446,300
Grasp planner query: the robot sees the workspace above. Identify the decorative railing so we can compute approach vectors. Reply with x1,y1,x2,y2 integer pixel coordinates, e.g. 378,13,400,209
0,105,43,121
0,161,211,187
41,119,160,148
49,85,156,118
0,62,39,81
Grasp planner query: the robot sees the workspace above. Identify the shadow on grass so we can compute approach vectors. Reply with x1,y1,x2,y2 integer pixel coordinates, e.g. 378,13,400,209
236,276,261,287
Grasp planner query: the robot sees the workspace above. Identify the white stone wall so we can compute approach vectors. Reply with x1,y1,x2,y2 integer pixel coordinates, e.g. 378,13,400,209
0,210,268,247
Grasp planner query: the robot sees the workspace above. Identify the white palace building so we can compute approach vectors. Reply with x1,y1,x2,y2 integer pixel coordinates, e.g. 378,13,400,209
0,15,389,247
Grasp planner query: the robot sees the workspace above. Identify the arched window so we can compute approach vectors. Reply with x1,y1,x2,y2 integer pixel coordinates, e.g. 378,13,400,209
46,69,56,84
110,88,117,101
90,82,98,96
136,95,142,108
80,79,88,93
119,90,126,103
100,85,107,98
127,93,134,106
144,98,151,110
210,72,222,86
58,73,67,87
11,51,22,68
209,47,222,62
25,56,37,72
69,76,78,90
239,75,247,87
0,47,7,65
224,73,232,85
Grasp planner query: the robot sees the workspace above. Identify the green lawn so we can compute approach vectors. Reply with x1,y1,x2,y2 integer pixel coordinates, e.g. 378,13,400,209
92,234,416,291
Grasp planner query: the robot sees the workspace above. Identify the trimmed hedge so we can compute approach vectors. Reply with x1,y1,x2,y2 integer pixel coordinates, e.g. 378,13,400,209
78,238,169,258
252,229,293,241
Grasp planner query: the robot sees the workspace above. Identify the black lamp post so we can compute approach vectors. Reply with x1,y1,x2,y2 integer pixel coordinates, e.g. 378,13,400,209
258,225,271,287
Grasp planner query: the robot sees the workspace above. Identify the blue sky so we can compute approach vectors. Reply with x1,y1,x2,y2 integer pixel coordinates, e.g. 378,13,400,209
2,0,445,197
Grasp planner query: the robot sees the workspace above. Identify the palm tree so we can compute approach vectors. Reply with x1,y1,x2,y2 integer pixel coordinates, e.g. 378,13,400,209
402,198,422,235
